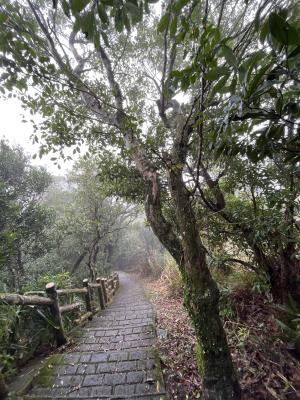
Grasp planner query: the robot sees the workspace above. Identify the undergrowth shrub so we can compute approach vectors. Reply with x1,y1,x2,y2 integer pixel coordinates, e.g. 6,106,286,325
0,303,56,378
276,296,300,359
23,271,73,292
212,267,270,294
160,257,183,298
211,265,270,320
0,272,77,377
157,257,270,303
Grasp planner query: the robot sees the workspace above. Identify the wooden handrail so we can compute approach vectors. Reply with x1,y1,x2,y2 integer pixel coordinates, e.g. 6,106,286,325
74,311,93,325
23,291,46,296
56,288,88,295
89,283,101,288
1,272,120,348
0,294,54,306
59,302,82,314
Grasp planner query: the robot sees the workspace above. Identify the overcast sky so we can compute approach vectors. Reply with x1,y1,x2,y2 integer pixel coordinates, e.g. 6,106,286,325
0,97,77,175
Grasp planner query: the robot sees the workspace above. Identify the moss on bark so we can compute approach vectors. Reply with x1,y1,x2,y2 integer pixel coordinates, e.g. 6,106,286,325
183,277,240,400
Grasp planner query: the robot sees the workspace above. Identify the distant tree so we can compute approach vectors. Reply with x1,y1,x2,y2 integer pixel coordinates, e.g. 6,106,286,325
51,157,138,281
112,218,166,276
0,140,53,291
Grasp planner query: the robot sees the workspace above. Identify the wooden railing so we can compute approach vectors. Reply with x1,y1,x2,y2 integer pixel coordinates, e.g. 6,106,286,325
0,272,120,346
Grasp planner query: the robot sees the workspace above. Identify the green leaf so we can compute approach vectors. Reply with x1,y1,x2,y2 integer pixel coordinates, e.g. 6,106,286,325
170,16,178,37
93,31,101,49
172,0,189,14
266,125,284,140
175,30,186,43
238,63,247,86
122,9,131,31
275,96,283,114
81,11,95,38
277,319,297,336
181,75,190,91
73,16,82,33
144,2,150,14
269,13,300,46
205,66,230,81
222,45,237,67
208,74,230,102
171,70,183,78
100,30,110,47
214,142,226,159
97,4,109,24
229,76,237,93
283,101,299,116
61,0,70,16
247,63,271,97
157,13,170,33
114,9,124,32
247,148,260,163
0,12,8,24
244,51,266,82
126,1,140,16
36,309,59,329
288,45,300,59
70,0,90,14
259,19,269,43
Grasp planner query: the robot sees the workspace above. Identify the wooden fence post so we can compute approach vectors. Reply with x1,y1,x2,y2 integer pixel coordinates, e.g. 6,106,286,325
83,279,93,320
45,282,67,346
108,278,112,301
100,278,108,304
113,273,119,290
96,277,105,310
0,372,8,399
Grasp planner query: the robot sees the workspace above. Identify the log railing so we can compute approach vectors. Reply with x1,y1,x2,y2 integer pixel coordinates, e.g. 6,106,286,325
0,272,120,347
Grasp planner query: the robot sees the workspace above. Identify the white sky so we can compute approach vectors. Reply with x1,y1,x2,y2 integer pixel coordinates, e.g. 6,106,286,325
0,97,77,175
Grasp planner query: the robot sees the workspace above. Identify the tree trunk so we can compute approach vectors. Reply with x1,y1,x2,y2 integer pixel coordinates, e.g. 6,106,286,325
0,373,8,400
268,251,300,304
168,169,241,399
247,238,300,303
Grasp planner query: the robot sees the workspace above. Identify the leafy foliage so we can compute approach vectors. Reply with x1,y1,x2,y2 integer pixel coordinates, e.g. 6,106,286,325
46,156,139,281
277,296,300,357
0,140,53,291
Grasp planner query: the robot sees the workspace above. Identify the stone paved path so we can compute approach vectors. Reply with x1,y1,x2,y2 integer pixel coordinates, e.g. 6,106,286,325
25,272,166,399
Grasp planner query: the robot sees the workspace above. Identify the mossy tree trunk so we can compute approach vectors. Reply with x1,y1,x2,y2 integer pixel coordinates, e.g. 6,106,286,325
142,144,241,399
167,168,241,400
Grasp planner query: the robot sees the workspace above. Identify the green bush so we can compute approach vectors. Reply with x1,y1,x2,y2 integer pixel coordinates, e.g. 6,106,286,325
23,271,73,292
211,265,270,320
276,296,300,358
212,266,270,294
0,272,77,376
160,256,183,297
0,301,57,375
